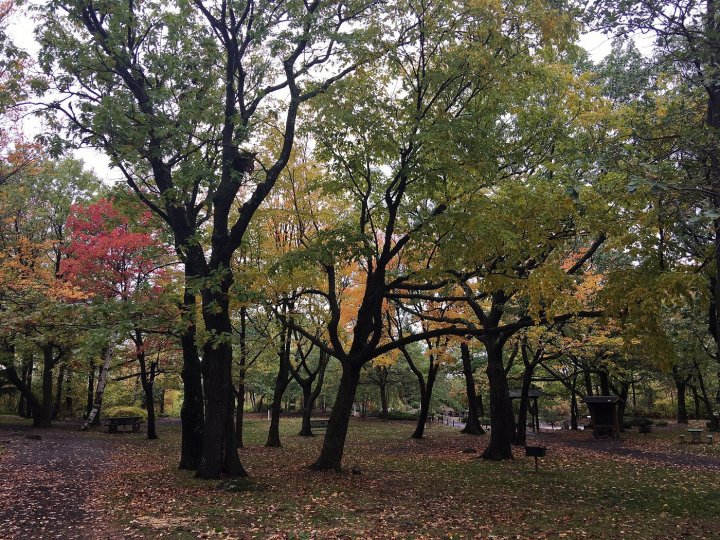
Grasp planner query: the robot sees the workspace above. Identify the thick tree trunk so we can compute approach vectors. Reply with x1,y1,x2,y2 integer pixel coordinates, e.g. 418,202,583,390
299,385,313,436
676,378,688,424
17,355,33,418
266,392,284,447
411,372,436,439
460,343,485,436
196,282,246,479
81,343,114,431
599,371,611,396
481,340,514,460
266,324,292,448
4,358,42,424
52,364,66,420
179,284,204,470
34,345,56,428
310,362,362,471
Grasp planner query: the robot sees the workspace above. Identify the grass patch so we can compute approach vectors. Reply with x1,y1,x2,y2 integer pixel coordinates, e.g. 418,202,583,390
99,416,720,539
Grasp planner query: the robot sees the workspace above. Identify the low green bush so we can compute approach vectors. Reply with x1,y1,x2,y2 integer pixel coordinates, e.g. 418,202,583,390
627,417,653,427
104,405,148,420
387,411,418,421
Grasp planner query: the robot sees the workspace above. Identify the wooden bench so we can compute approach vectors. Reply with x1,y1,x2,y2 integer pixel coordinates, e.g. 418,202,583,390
104,416,143,434
309,419,329,432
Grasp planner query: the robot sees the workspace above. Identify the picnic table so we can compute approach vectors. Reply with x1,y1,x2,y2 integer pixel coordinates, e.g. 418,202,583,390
687,428,703,444
104,416,143,434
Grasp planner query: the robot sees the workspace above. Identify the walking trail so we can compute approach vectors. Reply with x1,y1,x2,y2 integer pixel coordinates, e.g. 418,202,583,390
0,420,124,540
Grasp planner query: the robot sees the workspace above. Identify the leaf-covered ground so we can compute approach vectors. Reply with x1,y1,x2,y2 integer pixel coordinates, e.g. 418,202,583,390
0,417,124,539
3,415,720,539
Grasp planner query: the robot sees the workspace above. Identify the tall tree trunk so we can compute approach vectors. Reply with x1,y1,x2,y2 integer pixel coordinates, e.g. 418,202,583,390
65,368,73,415
481,339,514,460
460,343,484,435
514,362,533,446
52,363,66,421
135,328,158,440
379,375,389,421
296,351,329,437
617,383,629,431
17,355,33,418
310,362,362,471
81,342,114,431
196,281,246,479
3,347,42,425
673,366,689,424
34,345,56,428
266,323,292,448
299,384,314,436
570,375,579,430
179,283,204,470
411,364,438,439
235,383,245,446
85,359,95,419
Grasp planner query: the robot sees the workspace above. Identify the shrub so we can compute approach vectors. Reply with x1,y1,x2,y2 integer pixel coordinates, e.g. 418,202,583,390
387,411,418,421
104,405,148,420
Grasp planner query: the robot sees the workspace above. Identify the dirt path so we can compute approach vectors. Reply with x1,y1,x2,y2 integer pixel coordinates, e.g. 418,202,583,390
0,421,125,539
549,434,720,470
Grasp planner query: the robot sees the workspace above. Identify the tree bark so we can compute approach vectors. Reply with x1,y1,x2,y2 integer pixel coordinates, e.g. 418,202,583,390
266,323,292,448
310,362,362,471
235,306,248,447
460,343,485,436
295,350,329,437
514,363,533,446
674,367,689,424
17,355,33,418
52,363,66,421
481,339,514,460
34,345,57,428
135,328,158,440
196,281,246,479
85,359,95,419
379,372,389,421
81,342,114,431
179,283,204,470
235,382,245,446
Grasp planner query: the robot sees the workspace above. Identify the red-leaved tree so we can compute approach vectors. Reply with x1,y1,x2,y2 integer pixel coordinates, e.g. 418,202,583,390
62,198,177,438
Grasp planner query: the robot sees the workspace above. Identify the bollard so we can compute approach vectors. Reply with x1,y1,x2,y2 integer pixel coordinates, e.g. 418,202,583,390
679,434,686,444
708,434,714,445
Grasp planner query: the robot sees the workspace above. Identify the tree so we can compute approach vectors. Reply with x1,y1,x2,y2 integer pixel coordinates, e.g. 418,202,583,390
62,198,179,439
590,0,720,428
0,159,95,428
276,0,582,470
39,0,382,477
